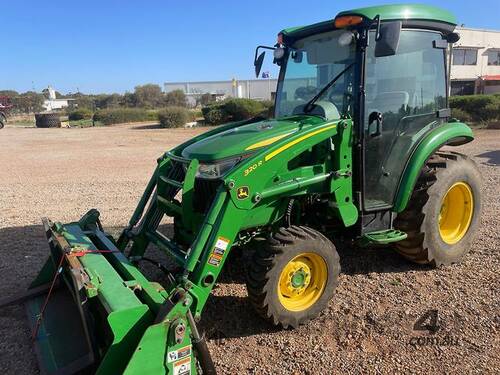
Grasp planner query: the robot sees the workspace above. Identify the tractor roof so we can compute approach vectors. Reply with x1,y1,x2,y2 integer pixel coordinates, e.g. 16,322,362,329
281,4,457,40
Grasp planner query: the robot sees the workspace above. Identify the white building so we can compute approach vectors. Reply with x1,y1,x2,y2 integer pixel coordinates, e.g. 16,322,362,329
450,27,500,95
164,78,278,102
42,86,73,111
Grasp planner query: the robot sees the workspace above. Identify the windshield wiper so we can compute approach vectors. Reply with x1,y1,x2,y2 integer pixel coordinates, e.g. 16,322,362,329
303,62,355,113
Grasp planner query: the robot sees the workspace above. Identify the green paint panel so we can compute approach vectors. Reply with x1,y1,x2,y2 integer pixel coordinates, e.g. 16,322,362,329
124,324,169,374
181,116,324,161
337,4,457,24
97,306,152,375
282,4,457,39
393,121,473,212
63,223,142,312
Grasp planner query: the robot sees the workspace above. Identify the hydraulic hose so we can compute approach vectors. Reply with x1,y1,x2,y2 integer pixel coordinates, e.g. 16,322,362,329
187,310,216,374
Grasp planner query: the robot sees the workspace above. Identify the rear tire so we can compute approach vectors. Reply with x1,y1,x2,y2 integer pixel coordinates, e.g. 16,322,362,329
394,151,482,266
246,226,340,328
35,113,61,128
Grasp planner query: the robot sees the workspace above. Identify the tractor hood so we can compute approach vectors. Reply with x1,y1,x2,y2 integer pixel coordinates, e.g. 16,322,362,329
181,116,324,161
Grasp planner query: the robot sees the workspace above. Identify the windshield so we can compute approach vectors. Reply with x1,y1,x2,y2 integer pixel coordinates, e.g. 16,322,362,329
275,30,357,119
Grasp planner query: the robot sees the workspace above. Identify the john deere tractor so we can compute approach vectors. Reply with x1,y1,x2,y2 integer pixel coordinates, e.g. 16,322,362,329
12,4,481,374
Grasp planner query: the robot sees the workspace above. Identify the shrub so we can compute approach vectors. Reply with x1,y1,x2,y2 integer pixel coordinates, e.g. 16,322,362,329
164,89,187,107
224,98,266,121
259,100,275,118
93,108,158,125
203,106,229,125
484,102,500,121
158,107,190,128
68,108,93,121
201,98,272,125
191,109,203,120
449,94,500,122
451,108,473,123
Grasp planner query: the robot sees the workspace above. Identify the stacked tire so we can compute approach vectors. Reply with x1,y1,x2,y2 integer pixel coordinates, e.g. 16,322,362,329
35,113,61,128
0,112,5,129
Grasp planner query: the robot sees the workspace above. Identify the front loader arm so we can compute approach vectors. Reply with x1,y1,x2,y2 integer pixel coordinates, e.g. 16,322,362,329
24,117,356,375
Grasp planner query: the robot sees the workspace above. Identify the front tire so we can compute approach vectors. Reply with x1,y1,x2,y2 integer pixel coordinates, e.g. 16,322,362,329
394,151,482,266
246,226,340,328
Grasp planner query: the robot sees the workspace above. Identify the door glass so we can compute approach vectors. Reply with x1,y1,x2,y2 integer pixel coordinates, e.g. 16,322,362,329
364,30,447,209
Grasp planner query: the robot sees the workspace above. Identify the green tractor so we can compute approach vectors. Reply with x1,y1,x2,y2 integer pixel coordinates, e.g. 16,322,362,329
14,4,482,374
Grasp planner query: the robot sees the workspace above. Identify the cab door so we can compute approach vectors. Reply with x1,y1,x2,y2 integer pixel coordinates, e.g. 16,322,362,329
363,29,448,210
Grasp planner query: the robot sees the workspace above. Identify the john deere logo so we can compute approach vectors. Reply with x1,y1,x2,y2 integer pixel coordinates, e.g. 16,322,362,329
237,186,249,200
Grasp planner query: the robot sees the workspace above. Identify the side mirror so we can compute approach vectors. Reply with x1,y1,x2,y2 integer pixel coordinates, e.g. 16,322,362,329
368,111,383,137
375,21,402,57
254,52,265,78
446,32,460,43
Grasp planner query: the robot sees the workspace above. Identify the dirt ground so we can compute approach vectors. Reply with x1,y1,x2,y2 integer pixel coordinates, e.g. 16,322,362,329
0,124,498,374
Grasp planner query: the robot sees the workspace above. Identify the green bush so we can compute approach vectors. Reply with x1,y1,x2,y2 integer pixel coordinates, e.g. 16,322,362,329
68,108,93,121
158,107,190,128
449,94,500,122
484,102,500,121
93,108,158,125
201,98,273,125
451,108,473,123
224,98,266,121
202,103,229,125
191,109,203,120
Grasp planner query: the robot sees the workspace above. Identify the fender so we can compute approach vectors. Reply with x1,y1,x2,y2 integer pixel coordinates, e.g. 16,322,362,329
393,121,473,213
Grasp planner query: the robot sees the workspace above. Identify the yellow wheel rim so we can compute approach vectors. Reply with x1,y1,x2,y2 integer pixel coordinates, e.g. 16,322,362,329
438,182,474,244
277,252,327,312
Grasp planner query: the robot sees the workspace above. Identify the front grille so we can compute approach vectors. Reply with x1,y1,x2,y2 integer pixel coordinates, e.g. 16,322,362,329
193,178,221,213
159,158,221,214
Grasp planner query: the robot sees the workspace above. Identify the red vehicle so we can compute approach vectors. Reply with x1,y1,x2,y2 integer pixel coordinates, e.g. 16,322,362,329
0,96,13,128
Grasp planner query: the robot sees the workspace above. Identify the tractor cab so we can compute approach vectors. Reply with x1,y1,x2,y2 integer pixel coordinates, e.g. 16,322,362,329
255,4,463,233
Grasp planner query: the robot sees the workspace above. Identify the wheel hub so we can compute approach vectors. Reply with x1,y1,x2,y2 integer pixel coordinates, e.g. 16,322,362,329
278,253,327,311
281,261,311,296
438,181,474,244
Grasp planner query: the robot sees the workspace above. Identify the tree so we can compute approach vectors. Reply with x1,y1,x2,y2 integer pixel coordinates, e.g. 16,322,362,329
11,91,45,113
0,90,19,98
164,89,187,107
122,92,137,107
134,84,163,108
71,94,95,109
94,93,122,109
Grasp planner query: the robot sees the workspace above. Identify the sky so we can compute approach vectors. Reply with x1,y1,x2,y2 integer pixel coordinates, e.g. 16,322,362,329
2,0,499,94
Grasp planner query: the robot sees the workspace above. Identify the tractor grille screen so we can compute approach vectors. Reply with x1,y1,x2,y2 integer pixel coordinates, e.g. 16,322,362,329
193,178,221,213
166,160,221,213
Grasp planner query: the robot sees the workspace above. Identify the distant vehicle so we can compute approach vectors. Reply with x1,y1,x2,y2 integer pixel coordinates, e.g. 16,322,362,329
0,96,13,129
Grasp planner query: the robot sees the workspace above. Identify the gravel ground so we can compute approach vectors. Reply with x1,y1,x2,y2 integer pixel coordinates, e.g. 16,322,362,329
0,124,498,374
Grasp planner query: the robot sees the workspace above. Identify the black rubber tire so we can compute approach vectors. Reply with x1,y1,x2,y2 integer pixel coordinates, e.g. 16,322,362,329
246,226,340,328
0,112,5,129
35,113,61,128
394,151,482,266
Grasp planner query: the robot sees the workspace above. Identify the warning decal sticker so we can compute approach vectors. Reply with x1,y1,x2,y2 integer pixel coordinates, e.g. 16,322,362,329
207,237,230,267
173,357,191,375
167,345,191,363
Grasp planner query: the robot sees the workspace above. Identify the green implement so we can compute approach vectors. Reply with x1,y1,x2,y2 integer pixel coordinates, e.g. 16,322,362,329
10,4,482,374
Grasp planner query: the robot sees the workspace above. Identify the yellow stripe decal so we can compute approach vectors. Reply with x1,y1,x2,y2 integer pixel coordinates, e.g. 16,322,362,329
245,132,295,151
264,124,337,161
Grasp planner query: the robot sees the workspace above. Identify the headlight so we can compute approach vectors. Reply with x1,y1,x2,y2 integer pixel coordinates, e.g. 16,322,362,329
196,157,241,179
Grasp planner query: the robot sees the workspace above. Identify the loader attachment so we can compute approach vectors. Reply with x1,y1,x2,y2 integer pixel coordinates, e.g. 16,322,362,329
22,212,206,375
